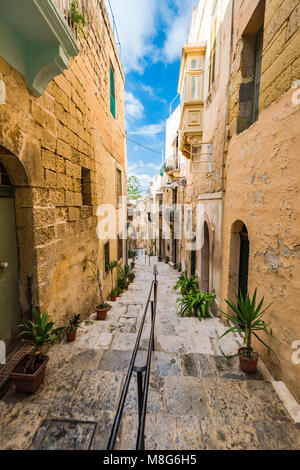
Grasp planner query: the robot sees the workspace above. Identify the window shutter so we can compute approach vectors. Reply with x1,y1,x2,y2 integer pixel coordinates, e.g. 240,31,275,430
110,65,116,118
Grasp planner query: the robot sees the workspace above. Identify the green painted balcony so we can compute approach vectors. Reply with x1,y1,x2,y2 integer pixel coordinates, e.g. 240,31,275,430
0,0,79,96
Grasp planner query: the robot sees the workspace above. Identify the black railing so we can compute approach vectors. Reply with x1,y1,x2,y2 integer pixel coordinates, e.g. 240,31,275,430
107,265,158,450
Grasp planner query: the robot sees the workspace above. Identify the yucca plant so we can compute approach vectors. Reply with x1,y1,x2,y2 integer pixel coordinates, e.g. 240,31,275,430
173,273,198,296
106,261,119,291
219,289,276,360
177,290,216,321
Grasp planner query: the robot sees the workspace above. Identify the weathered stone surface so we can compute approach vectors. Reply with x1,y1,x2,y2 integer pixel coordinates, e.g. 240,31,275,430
152,352,182,377
213,356,264,381
164,376,209,418
68,371,123,420
33,419,96,450
0,402,49,450
203,379,257,426
253,420,300,450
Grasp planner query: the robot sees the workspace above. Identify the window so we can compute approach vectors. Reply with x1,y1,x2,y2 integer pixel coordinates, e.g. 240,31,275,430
191,75,202,100
118,235,123,261
116,168,122,207
252,27,263,123
209,4,218,90
0,163,11,186
104,242,110,273
81,168,92,206
237,1,265,134
190,58,203,70
110,64,116,118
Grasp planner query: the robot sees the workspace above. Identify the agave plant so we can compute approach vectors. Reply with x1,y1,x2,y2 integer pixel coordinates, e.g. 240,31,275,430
177,290,216,321
173,273,198,296
219,289,276,359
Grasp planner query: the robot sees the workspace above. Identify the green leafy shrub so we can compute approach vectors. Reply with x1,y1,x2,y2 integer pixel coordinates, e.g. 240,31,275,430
177,290,216,321
173,273,198,296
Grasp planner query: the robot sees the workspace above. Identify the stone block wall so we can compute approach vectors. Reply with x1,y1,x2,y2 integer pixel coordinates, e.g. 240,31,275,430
0,0,126,326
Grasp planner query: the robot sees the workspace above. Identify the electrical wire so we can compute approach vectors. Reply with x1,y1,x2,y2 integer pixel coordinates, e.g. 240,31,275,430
127,136,163,155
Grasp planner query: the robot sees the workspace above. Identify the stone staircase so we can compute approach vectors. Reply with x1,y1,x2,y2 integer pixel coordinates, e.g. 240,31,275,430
0,257,299,450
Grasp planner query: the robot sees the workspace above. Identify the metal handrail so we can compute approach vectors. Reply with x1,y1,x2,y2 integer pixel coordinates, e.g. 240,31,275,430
107,266,158,450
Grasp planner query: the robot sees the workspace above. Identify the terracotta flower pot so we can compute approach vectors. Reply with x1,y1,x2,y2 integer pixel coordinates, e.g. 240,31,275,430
66,330,77,342
110,295,117,302
10,355,49,394
95,305,109,320
131,262,135,269
158,258,162,262
238,348,258,373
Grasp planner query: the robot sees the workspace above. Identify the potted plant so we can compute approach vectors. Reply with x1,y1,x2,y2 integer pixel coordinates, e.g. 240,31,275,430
173,273,198,296
177,289,216,321
129,250,138,268
165,256,170,264
110,289,118,302
10,310,63,394
65,314,82,342
158,255,163,262
219,289,276,373
82,256,111,320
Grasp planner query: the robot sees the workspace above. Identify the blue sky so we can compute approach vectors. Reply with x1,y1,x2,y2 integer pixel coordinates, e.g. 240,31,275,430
105,0,198,192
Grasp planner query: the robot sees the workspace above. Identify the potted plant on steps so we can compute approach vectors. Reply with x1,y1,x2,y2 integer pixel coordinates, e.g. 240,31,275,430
110,289,118,302
177,289,216,321
219,289,276,374
173,273,198,296
65,314,82,342
10,310,63,394
165,256,170,264
129,250,138,269
82,256,111,321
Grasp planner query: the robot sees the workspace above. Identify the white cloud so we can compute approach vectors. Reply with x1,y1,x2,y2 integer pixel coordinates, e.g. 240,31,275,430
105,0,157,73
125,91,144,120
129,122,165,137
106,0,198,73
160,1,198,63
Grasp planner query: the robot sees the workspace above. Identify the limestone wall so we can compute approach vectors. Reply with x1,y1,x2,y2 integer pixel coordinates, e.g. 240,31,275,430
0,0,126,325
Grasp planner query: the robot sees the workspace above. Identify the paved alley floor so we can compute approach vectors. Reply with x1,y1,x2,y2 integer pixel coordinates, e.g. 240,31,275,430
0,257,300,450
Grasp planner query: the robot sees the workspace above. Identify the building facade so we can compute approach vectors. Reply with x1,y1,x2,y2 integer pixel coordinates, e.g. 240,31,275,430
0,0,126,352
145,0,300,402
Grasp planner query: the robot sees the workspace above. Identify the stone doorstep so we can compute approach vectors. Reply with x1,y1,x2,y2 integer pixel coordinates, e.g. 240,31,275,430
0,346,33,391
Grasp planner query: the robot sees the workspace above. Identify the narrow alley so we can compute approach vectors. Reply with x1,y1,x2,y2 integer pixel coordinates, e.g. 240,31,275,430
0,256,299,450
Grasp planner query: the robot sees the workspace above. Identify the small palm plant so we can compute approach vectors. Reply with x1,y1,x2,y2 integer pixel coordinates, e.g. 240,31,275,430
219,289,276,372
173,273,198,296
18,310,63,374
177,290,216,321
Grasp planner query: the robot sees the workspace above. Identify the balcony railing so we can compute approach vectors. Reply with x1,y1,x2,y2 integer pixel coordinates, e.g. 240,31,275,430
165,155,179,173
55,0,78,38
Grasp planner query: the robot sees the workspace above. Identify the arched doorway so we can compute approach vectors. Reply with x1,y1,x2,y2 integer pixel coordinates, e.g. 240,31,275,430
0,145,34,353
0,162,21,350
201,221,210,292
228,220,250,301
239,224,249,298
